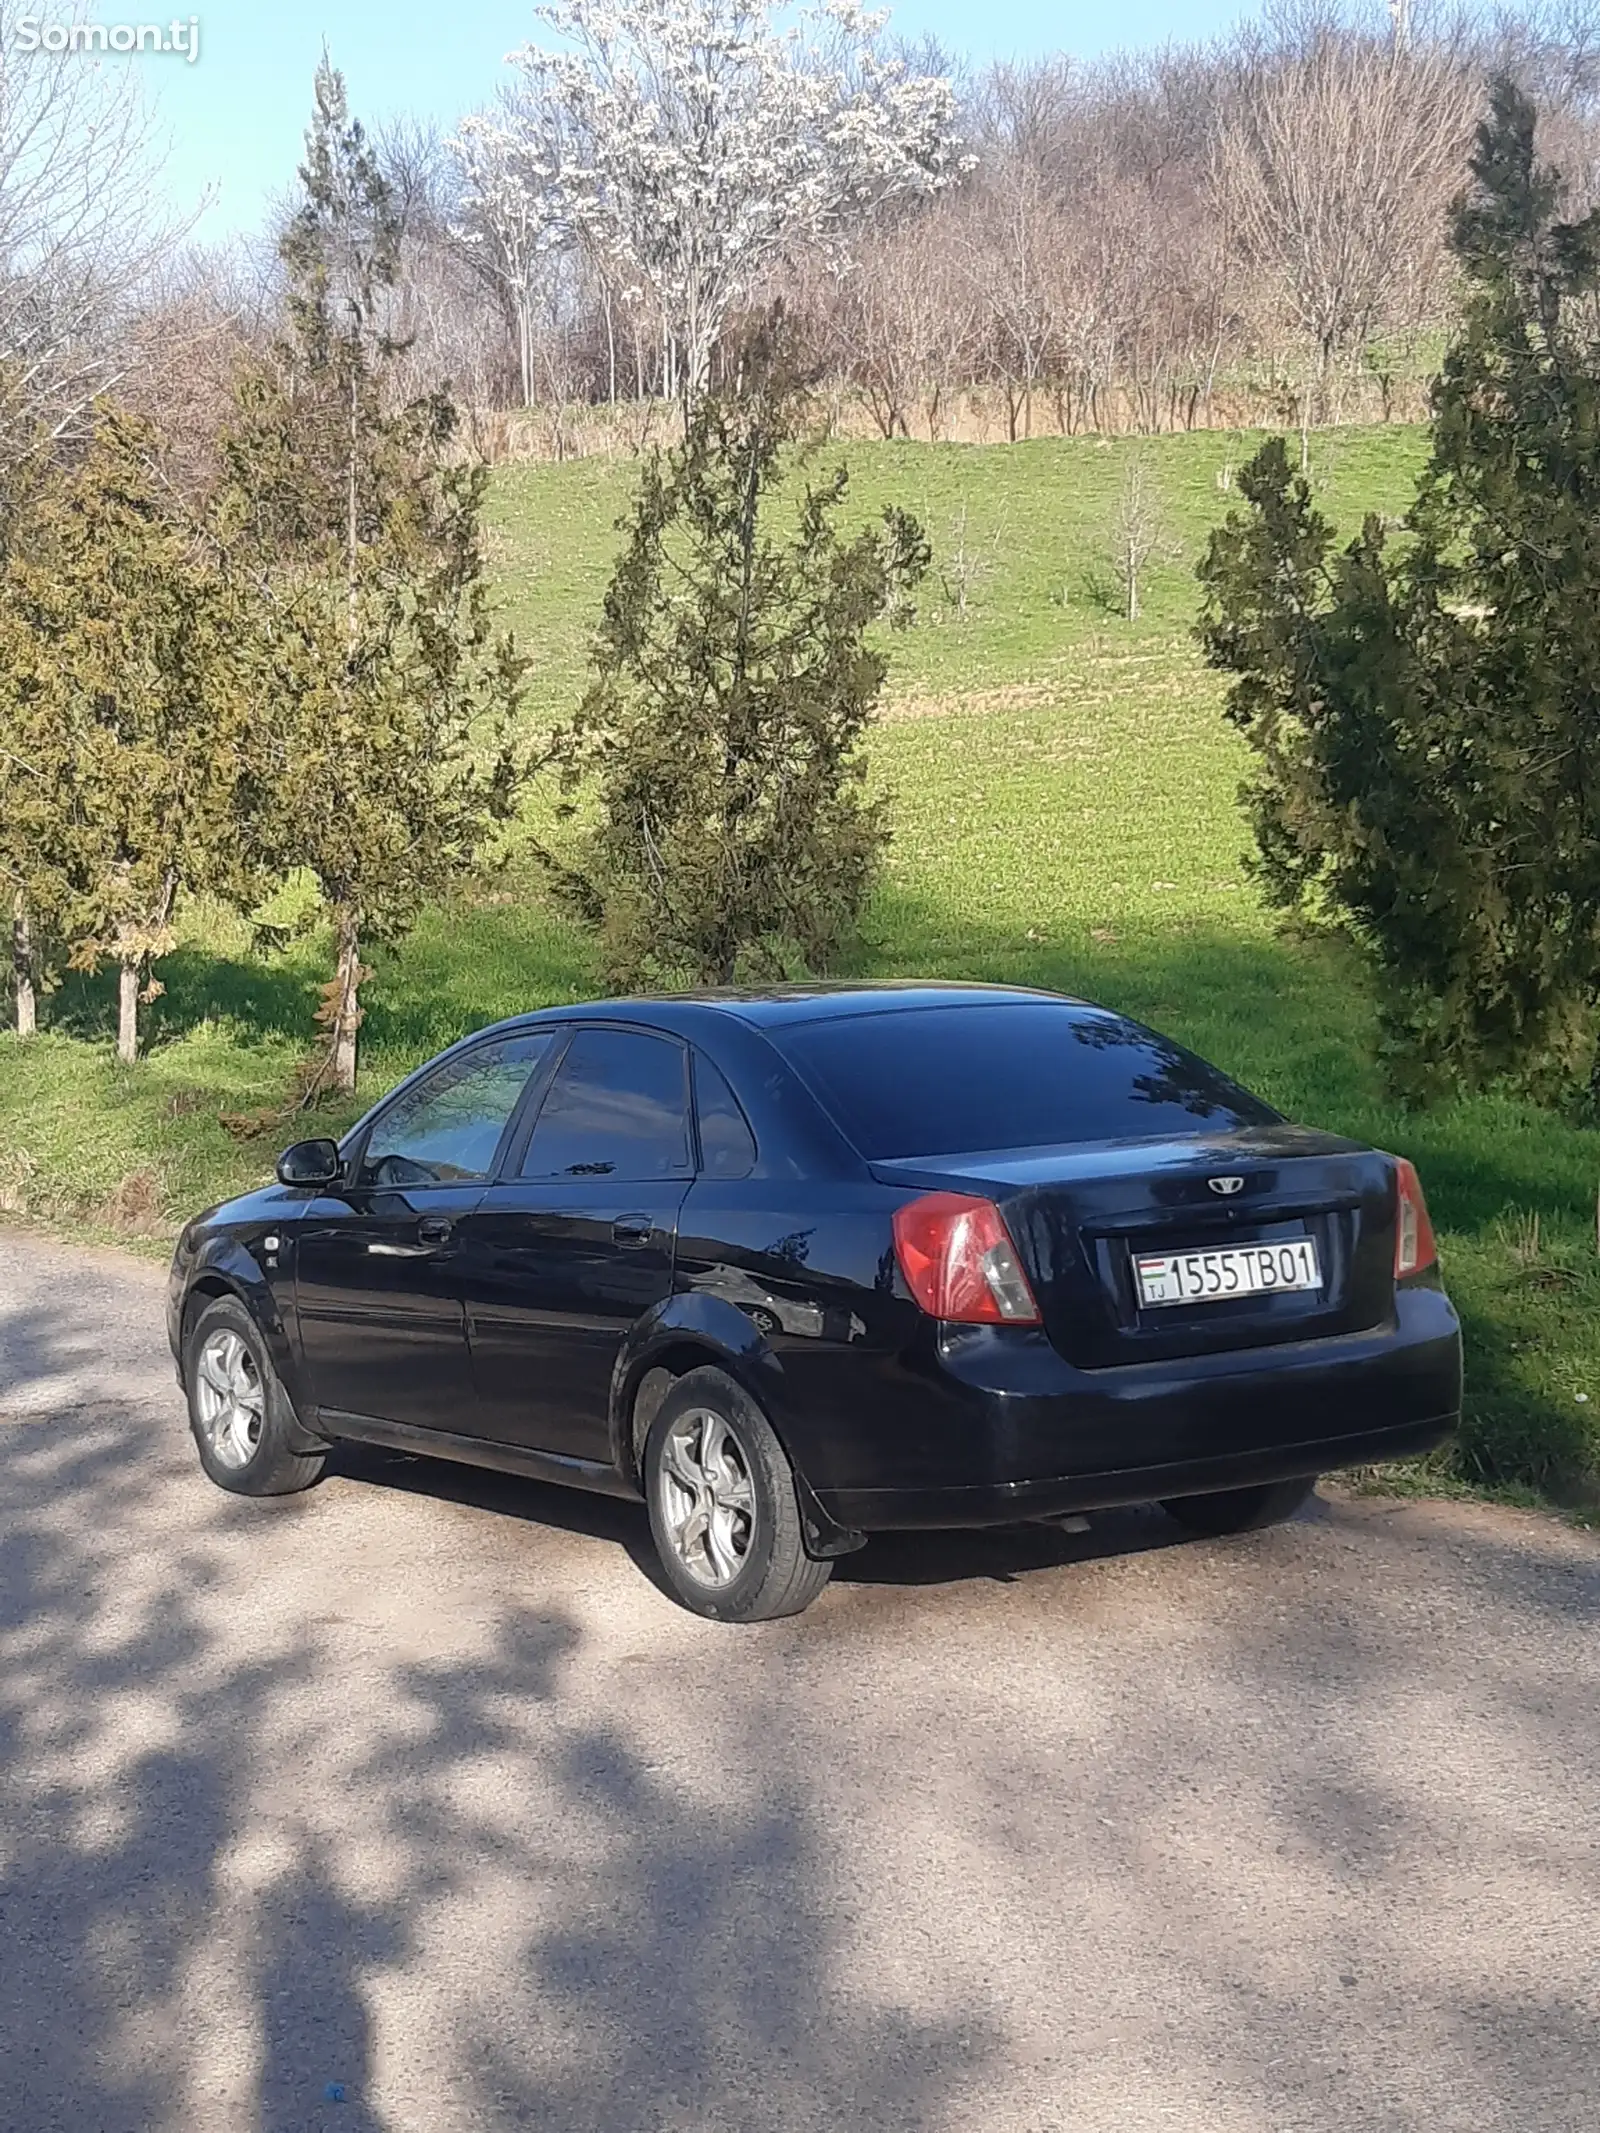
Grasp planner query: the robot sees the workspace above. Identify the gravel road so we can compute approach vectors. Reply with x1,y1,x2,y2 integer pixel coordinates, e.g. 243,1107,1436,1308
1,1225,1597,2133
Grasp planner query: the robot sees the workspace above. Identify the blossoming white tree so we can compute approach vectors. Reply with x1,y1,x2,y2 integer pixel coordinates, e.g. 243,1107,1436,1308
450,89,570,407
456,0,962,404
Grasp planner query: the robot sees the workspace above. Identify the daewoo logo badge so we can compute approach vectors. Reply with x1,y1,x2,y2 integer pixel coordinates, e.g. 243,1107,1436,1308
1208,1175,1245,1196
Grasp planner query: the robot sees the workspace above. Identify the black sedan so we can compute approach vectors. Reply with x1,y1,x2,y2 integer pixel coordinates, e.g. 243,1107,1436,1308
168,983,1462,1620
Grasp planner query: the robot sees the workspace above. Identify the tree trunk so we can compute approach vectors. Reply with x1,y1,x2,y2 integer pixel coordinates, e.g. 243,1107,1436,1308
516,290,535,409
330,906,361,1095
117,959,139,1065
347,362,361,647
11,893,35,1037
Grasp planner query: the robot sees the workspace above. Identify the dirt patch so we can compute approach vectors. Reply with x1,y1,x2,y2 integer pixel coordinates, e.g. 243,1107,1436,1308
102,1168,165,1238
881,683,1055,724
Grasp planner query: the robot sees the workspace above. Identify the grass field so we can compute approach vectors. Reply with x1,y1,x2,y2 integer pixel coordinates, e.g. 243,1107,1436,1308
4,420,1598,1501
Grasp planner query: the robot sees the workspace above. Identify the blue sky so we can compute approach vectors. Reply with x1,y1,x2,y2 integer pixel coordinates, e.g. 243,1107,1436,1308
110,0,1253,239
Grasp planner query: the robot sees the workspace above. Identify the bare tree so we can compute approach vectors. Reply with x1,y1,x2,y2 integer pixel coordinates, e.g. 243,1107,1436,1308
368,120,523,429
0,0,191,462
941,501,1000,618
950,41,1246,441
963,161,1071,440
965,53,1080,193
1214,12,1481,415
118,243,277,505
820,201,976,438
1109,451,1168,619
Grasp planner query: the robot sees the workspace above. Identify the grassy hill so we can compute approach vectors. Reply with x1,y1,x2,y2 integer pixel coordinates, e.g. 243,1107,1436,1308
3,421,1598,1500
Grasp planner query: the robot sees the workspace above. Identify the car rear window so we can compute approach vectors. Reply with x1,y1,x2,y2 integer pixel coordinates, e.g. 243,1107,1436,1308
775,1003,1278,1160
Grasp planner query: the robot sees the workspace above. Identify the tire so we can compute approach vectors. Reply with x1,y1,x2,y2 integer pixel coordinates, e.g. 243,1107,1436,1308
1161,1475,1317,1537
183,1295,325,1498
643,1366,833,1622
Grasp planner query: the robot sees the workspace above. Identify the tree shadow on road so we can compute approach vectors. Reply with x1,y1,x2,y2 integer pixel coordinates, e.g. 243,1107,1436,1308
5,1275,1600,2132
0,1292,998,2133
323,1436,1206,1597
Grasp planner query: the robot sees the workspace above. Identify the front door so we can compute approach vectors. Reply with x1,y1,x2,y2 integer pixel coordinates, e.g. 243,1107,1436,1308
295,1030,556,1433
458,1026,695,1461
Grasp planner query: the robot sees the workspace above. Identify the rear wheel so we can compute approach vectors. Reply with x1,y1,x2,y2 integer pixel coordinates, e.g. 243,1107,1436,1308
1161,1476,1317,1537
184,1295,325,1497
643,1367,832,1622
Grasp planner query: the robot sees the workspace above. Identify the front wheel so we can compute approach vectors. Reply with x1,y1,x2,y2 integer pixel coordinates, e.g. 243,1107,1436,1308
1161,1475,1317,1537
643,1367,833,1622
184,1296,325,1497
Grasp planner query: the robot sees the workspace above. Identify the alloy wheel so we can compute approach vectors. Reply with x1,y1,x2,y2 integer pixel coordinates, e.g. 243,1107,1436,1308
193,1328,265,1470
656,1407,758,1588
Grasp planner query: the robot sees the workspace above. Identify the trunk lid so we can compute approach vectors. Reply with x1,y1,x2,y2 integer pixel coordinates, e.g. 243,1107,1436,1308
874,1124,1397,1368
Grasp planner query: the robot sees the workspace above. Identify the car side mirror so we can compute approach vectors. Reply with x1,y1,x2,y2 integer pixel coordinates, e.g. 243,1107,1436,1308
275,1137,343,1189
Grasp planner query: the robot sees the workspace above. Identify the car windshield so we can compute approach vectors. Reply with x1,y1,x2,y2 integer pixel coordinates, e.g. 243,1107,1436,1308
775,1003,1279,1160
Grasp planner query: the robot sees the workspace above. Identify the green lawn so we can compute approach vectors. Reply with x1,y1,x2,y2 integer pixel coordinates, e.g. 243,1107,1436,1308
3,421,1597,1501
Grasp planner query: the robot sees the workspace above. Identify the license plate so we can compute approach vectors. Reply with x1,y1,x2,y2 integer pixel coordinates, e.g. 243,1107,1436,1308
1134,1237,1322,1309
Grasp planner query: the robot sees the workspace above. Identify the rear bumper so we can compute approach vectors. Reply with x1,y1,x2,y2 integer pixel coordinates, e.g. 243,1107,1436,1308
811,1282,1461,1532
823,1414,1455,1529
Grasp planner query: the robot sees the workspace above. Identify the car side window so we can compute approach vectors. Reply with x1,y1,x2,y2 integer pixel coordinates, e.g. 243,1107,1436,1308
519,1028,691,1181
359,1032,553,1188
694,1053,757,1179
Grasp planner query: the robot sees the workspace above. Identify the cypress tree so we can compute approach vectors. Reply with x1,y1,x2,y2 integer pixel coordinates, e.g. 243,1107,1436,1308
1199,79,1600,1098
0,411,256,1061
218,59,525,1094
542,337,928,987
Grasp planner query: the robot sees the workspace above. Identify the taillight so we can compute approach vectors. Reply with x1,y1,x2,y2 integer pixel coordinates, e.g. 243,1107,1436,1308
1392,1157,1438,1279
892,1192,1042,1326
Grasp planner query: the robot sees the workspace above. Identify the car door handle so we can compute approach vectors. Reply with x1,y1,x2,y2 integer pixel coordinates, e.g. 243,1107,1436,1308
369,1217,454,1257
612,1213,654,1246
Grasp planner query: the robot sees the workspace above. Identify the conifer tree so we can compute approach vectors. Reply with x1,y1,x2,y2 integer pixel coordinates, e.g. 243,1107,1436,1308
0,411,255,1061
1198,79,1600,1098
220,59,525,1092
542,333,928,986
0,443,57,1036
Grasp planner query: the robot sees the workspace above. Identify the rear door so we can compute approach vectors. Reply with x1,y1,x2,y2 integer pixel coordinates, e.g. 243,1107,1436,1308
294,1030,557,1431
456,1025,695,1462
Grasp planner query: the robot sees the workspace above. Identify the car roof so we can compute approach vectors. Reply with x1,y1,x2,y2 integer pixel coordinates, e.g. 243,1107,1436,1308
349,981,1118,1165
494,980,1093,1037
